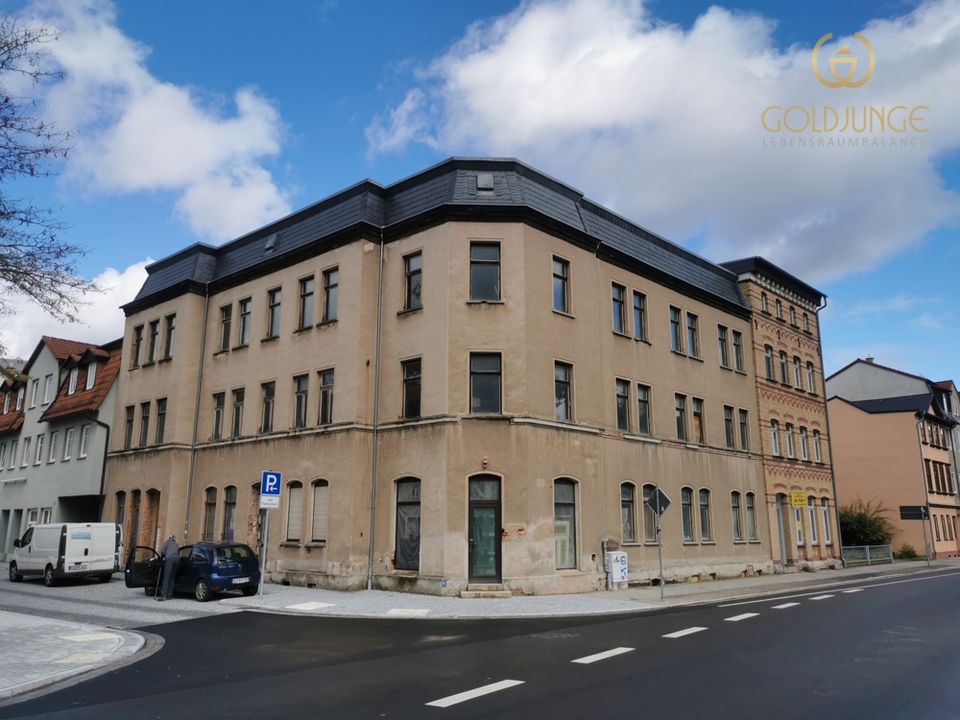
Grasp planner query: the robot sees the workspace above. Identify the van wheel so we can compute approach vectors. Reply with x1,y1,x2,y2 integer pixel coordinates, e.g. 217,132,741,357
8,563,21,582
43,565,56,587
194,578,211,602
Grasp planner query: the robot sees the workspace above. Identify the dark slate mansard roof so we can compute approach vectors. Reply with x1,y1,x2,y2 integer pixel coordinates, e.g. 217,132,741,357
720,256,825,307
125,158,752,317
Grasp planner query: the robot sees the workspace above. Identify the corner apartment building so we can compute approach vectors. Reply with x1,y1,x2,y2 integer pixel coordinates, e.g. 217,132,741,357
0,336,121,558
827,359,959,558
105,158,827,595
720,259,839,570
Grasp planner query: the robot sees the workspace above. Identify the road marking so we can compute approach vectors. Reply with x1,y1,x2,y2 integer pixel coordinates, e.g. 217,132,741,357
386,608,430,618
724,613,759,622
809,594,834,601
426,679,525,708
842,588,864,593
61,633,122,642
772,603,799,609
571,647,635,664
663,627,707,639
285,601,335,611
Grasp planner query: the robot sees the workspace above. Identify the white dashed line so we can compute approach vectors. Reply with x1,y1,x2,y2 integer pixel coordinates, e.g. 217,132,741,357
663,627,708,639
571,647,635,664
772,602,800,610
842,588,864,594
809,595,834,601
724,613,759,622
386,608,431,618
285,601,335,611
426,680,525,708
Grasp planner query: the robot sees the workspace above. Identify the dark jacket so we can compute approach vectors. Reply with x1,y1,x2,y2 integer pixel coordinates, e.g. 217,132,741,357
161,537,179,562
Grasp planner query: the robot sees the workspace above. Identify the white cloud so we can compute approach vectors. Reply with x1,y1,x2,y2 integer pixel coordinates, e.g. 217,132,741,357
1,259,150,359
366,0,960,282
843,294,943,319
32,0,290,241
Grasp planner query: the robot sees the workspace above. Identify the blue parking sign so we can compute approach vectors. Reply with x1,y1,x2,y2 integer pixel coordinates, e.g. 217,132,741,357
260,471,282,508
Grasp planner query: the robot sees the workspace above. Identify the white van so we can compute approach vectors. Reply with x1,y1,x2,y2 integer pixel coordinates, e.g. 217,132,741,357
8,523,123,586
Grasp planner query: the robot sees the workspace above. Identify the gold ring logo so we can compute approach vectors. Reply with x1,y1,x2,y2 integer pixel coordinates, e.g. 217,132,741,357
812,33,875,88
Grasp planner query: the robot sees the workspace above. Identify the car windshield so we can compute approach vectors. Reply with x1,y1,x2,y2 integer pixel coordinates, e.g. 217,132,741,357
216,545,254,563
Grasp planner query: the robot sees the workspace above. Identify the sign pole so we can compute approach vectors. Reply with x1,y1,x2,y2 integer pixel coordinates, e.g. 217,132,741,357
921,507,931,568
258,509,269,600
656,491,665,600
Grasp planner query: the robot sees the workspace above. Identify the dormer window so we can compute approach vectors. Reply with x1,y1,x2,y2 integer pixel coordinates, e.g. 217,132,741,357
85,362,98,390
68,367,79,395
16,387,24,411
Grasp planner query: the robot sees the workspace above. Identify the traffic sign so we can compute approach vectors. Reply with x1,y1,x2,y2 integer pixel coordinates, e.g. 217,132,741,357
260,470,282,509
790,490,807,508
645,486,671,515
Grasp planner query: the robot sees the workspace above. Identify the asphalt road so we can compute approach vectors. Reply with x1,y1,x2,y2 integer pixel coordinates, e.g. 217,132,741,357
3,570,959,720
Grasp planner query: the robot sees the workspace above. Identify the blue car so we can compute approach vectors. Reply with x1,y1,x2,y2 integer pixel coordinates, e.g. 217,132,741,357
125,542,261,601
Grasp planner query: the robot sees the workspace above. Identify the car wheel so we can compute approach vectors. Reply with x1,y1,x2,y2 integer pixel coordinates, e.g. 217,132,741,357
144,586,156,596
9,563,21,582
43,565,56,587
194,578,211,602
242,587,257,597
98,574,112,583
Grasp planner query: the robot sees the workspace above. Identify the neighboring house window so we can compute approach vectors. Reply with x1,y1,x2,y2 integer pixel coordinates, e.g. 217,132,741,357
261,382,275,433
642,483,657,543
286,481,303,542
68,367,79,395
470,353,502,414
148,320,159,362
220,305,233,351
293,375,309,429
231,388,245,437
717,325,729,367
731,491,743,541
799,427,809,460
155,400,166,444
139,402,150,446
738,409,750,451
115,491,125,526
699,489,712,541
615,379,630,432
821,497,833,544
813,430,823,462
775,299,783,319
764,346,775,380
0,443,6,468
760,292,769,312
34,434,44,465
395,478,421,570
793,356,803,389
318,370,335,425
552,257,569,313
554,479,577,569
322,268,339,321
2,392,9,413
8,440,16,468
670,306,683,352
692,398,705,444
20,437,30,467
298,276,315,329
469,243,500,301
132,325,144,368
746,492,758,540
807,497,819,544
212,393,225,440
806,362,816,394
63,428,73,461
79,424,90,458
621,483,636,543
795,507,804,545
771,420,781,456
724,405,735,449
403,359,422,419
29,378,39,407
637,384,651,435
611,283,626,334
778,351,789,384
785,423,795,458
202,487,217,542
223,486,237,541
633,291,646,341
267,288,282,338
238,298,252,345
789,307,797,325
675,394,688,442
732,330,744,372
686,313,700,357
85,362,97,390
681,486,694,541
164,314,176,358
311,479,330,543
405,252,423,311
16,386,23,410
803,313,810,331
554,361,572,422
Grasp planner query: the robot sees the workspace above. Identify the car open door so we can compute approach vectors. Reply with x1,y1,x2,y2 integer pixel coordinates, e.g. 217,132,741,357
124,546,160,589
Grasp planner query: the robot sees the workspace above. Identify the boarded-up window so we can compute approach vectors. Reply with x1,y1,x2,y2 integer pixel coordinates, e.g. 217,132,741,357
286,482,303,542
202,488,216,542
312,480,329,542
395,478,421,570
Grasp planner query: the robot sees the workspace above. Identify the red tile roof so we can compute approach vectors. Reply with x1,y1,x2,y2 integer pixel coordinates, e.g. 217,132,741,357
0,381,25,434
41,336,99,362
39,340,122,422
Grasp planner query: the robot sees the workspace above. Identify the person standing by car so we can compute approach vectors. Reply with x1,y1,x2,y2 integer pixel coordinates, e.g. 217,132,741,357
157,535,179,601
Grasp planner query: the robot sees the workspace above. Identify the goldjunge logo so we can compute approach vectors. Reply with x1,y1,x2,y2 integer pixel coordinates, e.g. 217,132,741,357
811,33,875,88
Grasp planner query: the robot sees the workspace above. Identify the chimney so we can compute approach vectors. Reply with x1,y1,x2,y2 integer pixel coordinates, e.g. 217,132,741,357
865,356,875,364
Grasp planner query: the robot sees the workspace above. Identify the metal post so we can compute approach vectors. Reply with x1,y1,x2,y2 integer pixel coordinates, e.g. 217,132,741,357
920,509,931,568
258,510,270,601
656,492,665,600
865,545,871,566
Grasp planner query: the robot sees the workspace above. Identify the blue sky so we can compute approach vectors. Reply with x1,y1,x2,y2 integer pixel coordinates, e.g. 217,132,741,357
2,0,958,383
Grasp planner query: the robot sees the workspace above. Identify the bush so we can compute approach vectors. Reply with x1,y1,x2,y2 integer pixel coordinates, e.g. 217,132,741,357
839,498,896,546
896,544,918,560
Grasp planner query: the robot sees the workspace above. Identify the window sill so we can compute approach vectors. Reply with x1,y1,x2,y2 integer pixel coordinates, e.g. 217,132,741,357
685,443,702,450
261,335,280,344
749,539,763,544
397,306,423,317
688,354,704,363
141,361,155,368
671,349,687,358
232,344,249,351
213,349,229,357
316,319,338,328
293,326,313,335
683,540,698,546
612,330,632,340
733,540,748,545
279,542,301,548
466,299,504,305
735,369,748,376
158,356,172,364
720,364,733,372
621,542,642,547
552,309,575,319
623,433,659,444
634,337,651,345
700,541,716,545
760,310,771,316
643,541,660,547
305,541,326,548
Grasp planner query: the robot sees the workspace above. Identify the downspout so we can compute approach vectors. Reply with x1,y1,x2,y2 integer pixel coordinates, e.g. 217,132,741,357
816,296,844,566
183,286,211,543
86,412,111,522
366,230,386,590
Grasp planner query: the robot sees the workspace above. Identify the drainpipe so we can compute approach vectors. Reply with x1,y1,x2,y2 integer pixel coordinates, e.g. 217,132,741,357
86,412,111,522
816,296,844,566
183,286,211,543
366,230,386,590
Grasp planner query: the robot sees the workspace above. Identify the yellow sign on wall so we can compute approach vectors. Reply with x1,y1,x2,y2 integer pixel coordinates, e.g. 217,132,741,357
791,491,807,508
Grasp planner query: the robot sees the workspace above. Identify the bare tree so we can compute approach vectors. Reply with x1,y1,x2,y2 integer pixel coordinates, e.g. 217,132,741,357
0,15,98,356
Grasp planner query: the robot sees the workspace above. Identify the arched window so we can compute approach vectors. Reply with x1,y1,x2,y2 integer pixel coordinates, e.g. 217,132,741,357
813,429,823,462
222,486,237,541
642,483,657,543
311,479,330,543
806,362,817,395
771,420,781,456
793,356,803,389
681,487,694,541
785,423,795,458
745,492,758,541
115,491,126,527
286,481,303,542
731,491,743,541
554,479,577,569
202,487,217,541
395,478,420,570
820,497,832,545
698,489,712,541
620,483,636,543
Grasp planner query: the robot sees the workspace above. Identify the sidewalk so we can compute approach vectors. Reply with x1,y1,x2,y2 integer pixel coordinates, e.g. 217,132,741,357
0,610,149,702
221,557,960,620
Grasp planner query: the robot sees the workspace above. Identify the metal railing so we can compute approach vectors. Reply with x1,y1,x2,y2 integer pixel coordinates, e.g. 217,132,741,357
841,544,893,566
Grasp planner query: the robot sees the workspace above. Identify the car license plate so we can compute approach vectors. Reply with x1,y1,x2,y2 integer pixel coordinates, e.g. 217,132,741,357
232,577,249,584
69,563,88,571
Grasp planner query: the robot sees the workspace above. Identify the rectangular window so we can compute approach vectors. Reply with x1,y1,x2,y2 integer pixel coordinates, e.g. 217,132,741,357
8,440,16,469
293,375,309,429
403,359,422,419
312,481,330,544
132,325,144,368
675,394,688,442
3,392,9,414
231,388,245,437
637,384,651,435
732,331,744,372
692,397,705,444
785,423,795,458
85,362,97,390
731,492,743,541
717,326,729,367
470,353,502,414
771,420,781,456
164,314,176,359
261,382,275,433
15,387,23,410
776,299,783,320
803,313,810,332
764,346,775,380
682,487,695,541
686,313,700,357
48,431,59,463
813,430,823,462
148,320,160,362
470,243,500,301
220,305,233,351
0,443,5,468
124,406,134,449
793,357,803,389
795,507,804,545
155,400,166,444
621,484,636,543
779,351,789,384
615,379,631,432
724,405,735,449
699,489,712,541
611,283,626,334
800,427,809,460
79,424,91,458
552,257,569,313
212,393,225,440
806,362,816,395
322,267,339,322
670,306,683,352
29,378,39,407
267,288,282,338
63,429,73,461
319,370,335,425
633,291,646,340
746,493,758,541
298,276,315,329
821,498,832,545
738,409,749,451
554,362,572,422
554,480,577,569
405,252,423,310
808,497,819,544
642,485,657,543
238,298,252,345
34,434,44,465
68,368,78,395
395,479,421,570
139,402,150,447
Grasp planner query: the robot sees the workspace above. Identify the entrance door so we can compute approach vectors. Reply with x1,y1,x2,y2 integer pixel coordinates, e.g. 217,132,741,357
468,475,501,582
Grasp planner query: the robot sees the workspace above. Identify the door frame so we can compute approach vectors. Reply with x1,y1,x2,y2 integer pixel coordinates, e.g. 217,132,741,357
468,475,502,583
